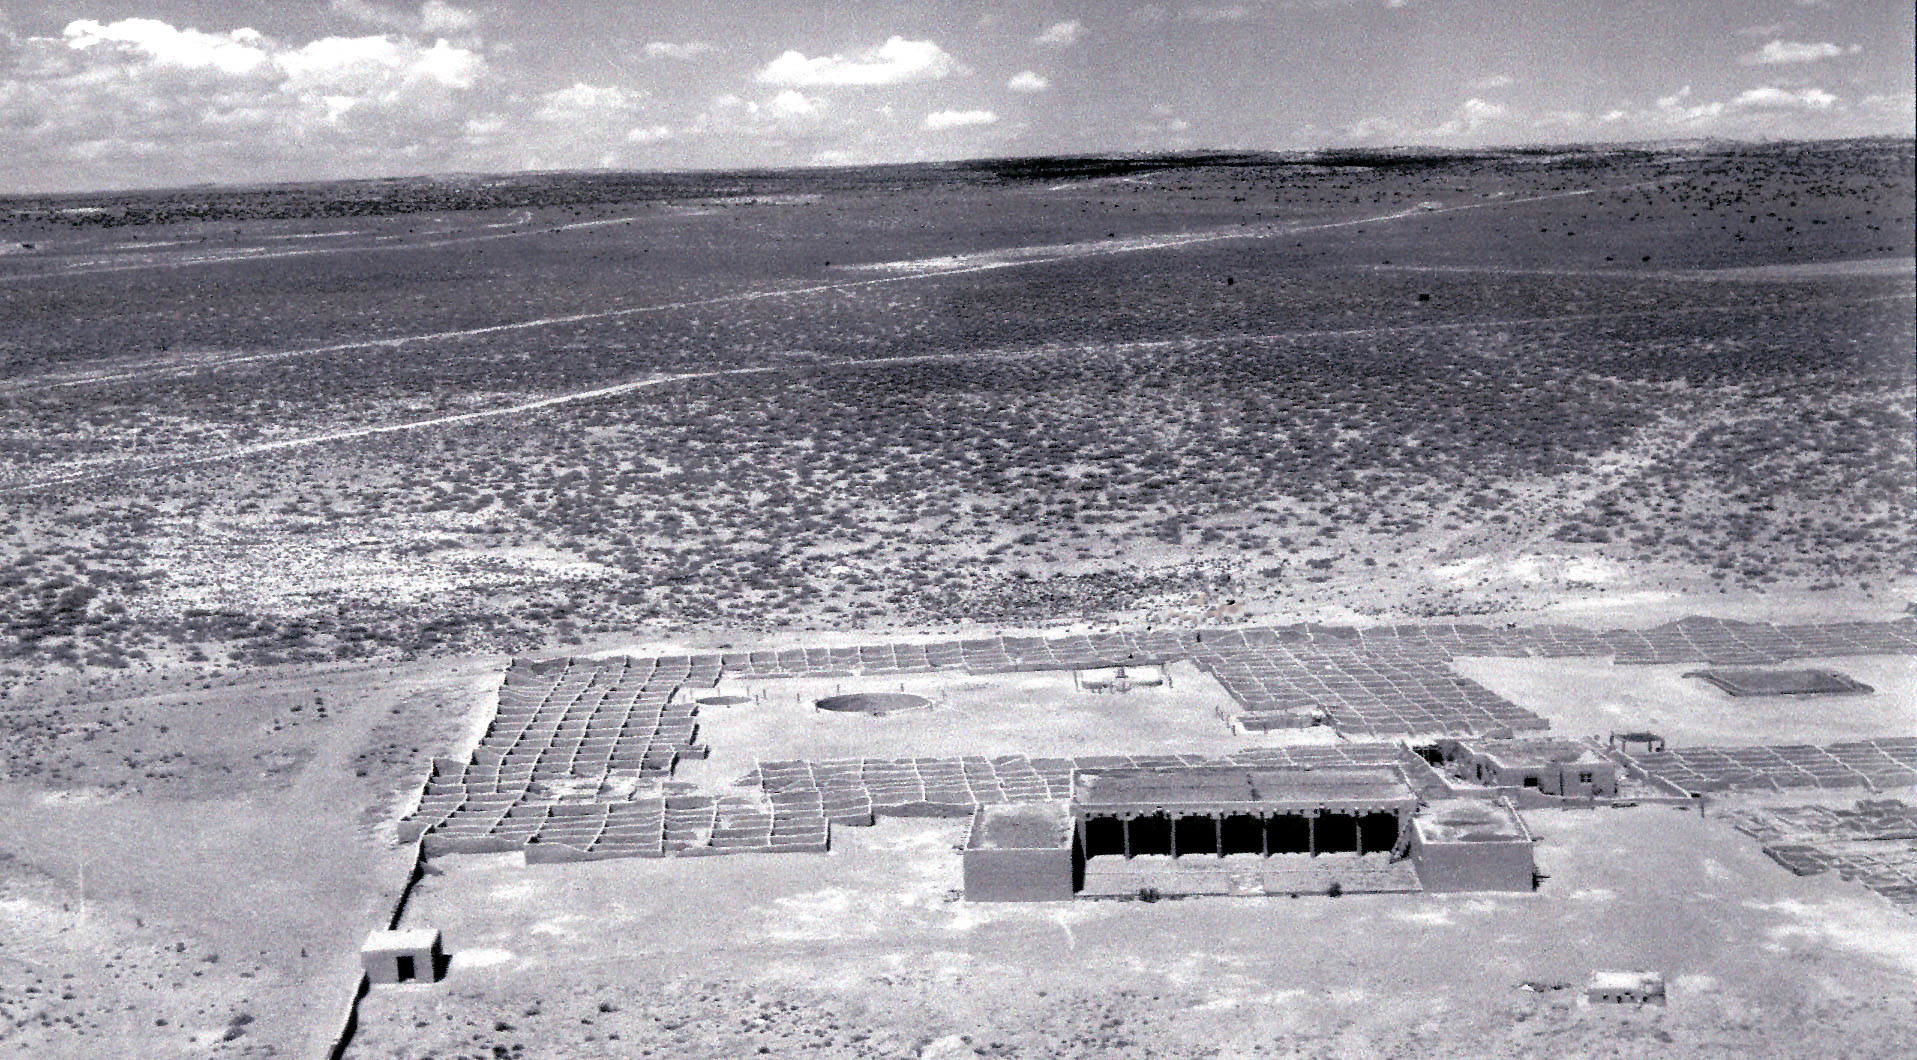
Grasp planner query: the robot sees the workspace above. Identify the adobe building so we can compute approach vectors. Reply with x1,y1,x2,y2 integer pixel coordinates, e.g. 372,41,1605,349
1072,766,1419,861
962,802,1076,901
961,765,1541,901
1586,970,1667,1005
1447,738,1618,799
362,928,444,985
1406,798,1537,892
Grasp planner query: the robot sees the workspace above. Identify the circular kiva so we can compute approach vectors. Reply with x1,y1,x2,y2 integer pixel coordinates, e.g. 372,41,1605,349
697,695,751,706
815,691,933,715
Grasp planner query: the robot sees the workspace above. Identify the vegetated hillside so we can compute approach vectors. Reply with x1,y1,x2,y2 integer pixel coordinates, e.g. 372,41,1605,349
0,139,1910,680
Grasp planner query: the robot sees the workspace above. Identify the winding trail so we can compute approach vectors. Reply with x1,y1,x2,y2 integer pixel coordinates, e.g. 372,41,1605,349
3,179,1661,394
0,210,658,284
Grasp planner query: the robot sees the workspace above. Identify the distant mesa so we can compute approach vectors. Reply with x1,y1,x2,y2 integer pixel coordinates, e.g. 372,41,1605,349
815,691,932,715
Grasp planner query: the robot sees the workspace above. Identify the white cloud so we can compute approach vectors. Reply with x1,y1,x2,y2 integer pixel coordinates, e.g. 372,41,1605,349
1006,70,1049,93
756,36,956,87
277,35,484,90
687,91,832,140
63,18,270,75
330,1,477,35
1430,96,1506,136
1654,84,1724,125
1033,20,1083,47
643,40,715,60
922,108,997,130
1344,115,1400,141
1471,73,1514,90
626,124,674,144
1740,40,1854,65
535,82,644,122
11,17,503,190
1732,85,1838,110
1463,98,1506,120
768,89,821,118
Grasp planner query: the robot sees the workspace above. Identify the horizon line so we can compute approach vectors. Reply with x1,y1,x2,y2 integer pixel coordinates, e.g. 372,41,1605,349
5,132,1912,203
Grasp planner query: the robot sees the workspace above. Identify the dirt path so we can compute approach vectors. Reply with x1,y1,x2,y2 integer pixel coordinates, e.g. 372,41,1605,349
3,179,1664,394
6,291,1908,497
0,210,658,284
1425,401,1734,573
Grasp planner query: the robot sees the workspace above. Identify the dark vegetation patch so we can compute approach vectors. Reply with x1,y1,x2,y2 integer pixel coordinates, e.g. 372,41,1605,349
0,140,1910,678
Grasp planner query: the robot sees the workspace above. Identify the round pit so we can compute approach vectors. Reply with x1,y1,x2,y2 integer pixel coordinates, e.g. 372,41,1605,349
815,692,933,715
697,695,751,706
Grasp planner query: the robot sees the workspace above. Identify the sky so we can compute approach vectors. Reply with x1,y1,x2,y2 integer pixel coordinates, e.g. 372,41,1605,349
0,0,1910,194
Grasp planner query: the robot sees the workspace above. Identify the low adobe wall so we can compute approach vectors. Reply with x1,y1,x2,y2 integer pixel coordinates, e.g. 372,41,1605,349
963,846,1076,901
1410,835,1537,892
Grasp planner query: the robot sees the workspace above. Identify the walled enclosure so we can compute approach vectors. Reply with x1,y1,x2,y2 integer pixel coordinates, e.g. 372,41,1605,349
1407,798,1537,892
962,802,1077,901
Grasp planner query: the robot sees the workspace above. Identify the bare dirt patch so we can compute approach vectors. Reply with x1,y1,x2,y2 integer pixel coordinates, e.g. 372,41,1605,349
1451,653,1917,744
347,807,1917,1059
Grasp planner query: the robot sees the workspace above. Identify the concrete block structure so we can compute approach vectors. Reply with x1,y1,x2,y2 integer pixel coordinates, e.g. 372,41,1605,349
1407,798,1537,892
1448,738,1618,798
962,802,1076,901
1586,970,1667,1005
362,928,444,985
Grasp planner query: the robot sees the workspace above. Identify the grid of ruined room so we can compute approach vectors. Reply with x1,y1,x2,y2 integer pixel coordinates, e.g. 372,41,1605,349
1074,803,1409,859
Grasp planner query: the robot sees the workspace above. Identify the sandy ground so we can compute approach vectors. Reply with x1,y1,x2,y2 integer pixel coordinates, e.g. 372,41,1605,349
1452,654,1917,745
0,656,497,1060
348,804,1917,1059
673,663,1324,791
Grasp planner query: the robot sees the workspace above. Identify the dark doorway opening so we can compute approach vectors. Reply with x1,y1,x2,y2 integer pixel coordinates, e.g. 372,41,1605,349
1128,813,1172,857
1083,815,1125,859
1220,814,1264,856
1522,776,1540,788
1174,815,1218,856
1415,745,1445,765
1316,813,1358,854
1266,814,1310,854
395,954,416,982
1359,812,1401,854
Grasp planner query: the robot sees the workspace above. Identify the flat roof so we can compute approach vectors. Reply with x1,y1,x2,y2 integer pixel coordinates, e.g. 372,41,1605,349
1413,798,1530,844
363,928,440,954
1075,766,1414,811
1589,971,1664,991
968,802,1073,850
1470,738,1607,770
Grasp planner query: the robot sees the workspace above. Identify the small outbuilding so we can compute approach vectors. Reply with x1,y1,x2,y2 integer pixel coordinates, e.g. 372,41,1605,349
1586,970,1666,1005
362,928,444,985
